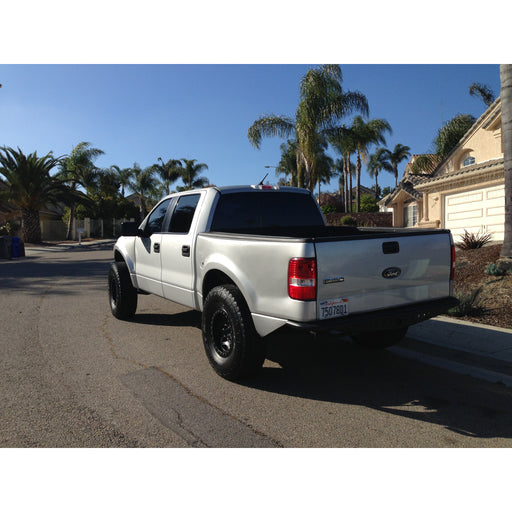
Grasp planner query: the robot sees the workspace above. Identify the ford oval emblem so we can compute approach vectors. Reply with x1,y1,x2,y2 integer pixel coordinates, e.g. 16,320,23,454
382,267,401,279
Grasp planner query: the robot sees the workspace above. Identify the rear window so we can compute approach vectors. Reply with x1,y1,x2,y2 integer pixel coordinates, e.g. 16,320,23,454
210,192,324,232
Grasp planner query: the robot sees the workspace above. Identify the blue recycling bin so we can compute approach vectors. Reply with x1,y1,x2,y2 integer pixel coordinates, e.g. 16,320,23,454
11,237,20,258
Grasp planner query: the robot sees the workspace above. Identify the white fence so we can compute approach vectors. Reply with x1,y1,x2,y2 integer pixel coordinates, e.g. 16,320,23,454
40,218,135,241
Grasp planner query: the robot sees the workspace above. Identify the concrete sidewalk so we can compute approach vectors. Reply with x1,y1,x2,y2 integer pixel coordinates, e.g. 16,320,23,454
409,316,512,361
397,316,512,387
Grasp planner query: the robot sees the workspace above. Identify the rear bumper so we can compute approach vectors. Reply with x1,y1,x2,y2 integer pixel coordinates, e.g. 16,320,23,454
286,297,459,334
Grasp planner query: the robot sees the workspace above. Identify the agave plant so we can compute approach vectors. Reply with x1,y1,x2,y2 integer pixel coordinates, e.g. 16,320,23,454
456,230,493,250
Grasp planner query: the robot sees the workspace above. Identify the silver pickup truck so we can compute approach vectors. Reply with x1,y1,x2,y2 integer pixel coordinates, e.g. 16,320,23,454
109,185,457,380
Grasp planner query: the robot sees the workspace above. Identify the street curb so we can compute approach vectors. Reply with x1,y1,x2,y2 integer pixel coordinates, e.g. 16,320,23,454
390,345,512,388
407,316,512,362
402,316,512,388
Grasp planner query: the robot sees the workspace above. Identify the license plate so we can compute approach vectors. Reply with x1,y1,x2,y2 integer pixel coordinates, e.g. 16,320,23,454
319,298,349,320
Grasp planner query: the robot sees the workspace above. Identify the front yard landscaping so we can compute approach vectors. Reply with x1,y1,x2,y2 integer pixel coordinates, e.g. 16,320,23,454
451,244,511,329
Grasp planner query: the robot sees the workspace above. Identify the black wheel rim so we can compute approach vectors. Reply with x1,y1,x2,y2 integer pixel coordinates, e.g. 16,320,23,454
211,309,234,358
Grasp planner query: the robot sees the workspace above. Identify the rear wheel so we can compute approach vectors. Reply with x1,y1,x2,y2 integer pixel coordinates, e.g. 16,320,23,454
351,327,408,350
202,285,266,380
108,261,138,320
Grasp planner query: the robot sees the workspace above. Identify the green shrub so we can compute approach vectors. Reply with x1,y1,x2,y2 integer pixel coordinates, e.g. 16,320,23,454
485,263,506,277
359,194,379,213
341,215,357,226
321,203,336,215
447,287,486,317
456,230,492,250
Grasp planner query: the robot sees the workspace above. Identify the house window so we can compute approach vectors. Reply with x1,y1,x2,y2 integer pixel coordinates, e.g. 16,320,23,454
463,156,476,167
403,204,417,227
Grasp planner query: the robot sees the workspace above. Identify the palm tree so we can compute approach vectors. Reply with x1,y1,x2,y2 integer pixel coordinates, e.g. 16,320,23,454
275,140,300,187
328,125,357,212
314,143,334,201
128,163,158,221
367,148,393,196
58,142,105,239
435,114,475,158
179,159,209,190
350,116,392,212
381,143,411,187
0,147,79,243
248,64,368,192
153,157,182,195
333,157,344,197
110,165,133,197
469,82,496,107
328,125,358,212
500,65,512,259
411,114,475,175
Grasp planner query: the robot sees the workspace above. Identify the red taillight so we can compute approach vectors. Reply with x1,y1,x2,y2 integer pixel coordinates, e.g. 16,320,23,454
451,244,456,281
288,258,316,300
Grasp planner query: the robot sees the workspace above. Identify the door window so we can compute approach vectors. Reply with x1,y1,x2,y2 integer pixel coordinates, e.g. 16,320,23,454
145,199,171,235
169,194,200,233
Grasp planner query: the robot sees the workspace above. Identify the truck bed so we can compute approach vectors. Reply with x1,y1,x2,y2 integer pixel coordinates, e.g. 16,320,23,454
208,225,449,240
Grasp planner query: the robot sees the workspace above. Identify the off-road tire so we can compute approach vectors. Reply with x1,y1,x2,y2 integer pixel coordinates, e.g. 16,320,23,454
202,285,266,381
108,261,138,320
351,327,408,350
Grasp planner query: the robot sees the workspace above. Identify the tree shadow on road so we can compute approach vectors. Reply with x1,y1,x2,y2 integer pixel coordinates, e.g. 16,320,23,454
0,256,110,295
242,331,512,442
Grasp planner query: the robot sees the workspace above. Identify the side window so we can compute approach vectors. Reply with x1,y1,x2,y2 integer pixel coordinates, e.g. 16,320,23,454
145,199,171,236
169,194,201,233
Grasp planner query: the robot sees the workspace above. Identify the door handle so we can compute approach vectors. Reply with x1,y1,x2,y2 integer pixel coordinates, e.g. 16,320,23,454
153,242,160,253
182,245,190,257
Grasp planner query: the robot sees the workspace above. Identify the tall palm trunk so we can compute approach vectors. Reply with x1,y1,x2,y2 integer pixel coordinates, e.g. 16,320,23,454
343,153,349,212
356,152,362,213
66,203,75,240
296,153,302,188
501,64,512,258
348,162,353,214
304,158,314,192
22,209,42,243
139,193,146,222
393,164,398,188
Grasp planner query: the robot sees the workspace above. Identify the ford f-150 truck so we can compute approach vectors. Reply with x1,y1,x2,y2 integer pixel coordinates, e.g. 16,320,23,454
109,185,458,380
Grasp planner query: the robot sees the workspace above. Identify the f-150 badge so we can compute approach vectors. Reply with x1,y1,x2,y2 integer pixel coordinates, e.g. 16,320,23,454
324,276,345,284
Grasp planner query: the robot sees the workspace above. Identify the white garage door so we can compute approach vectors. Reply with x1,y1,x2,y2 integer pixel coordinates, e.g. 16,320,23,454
445,184,505,242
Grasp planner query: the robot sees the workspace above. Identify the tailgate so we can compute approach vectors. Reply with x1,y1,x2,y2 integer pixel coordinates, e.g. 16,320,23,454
315,233,452,321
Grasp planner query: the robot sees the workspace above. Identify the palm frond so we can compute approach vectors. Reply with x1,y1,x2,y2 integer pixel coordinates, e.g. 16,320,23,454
247,115,295,149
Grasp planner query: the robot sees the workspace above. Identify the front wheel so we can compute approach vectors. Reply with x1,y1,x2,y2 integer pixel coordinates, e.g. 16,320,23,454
351,327,408,350
202,285,266,381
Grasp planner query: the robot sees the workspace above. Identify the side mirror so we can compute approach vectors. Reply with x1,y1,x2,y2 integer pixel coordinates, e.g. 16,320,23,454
121,221,140,237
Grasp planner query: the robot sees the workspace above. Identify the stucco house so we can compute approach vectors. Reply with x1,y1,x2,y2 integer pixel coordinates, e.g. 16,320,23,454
381,98,505,242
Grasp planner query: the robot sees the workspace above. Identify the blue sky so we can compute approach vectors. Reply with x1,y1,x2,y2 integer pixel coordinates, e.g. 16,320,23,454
0,64,501,194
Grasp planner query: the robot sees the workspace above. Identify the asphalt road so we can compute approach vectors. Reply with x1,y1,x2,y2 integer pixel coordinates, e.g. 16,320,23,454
2,246,512,448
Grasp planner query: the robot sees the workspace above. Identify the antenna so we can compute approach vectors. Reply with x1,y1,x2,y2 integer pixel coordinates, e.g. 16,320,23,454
257,173,269,186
